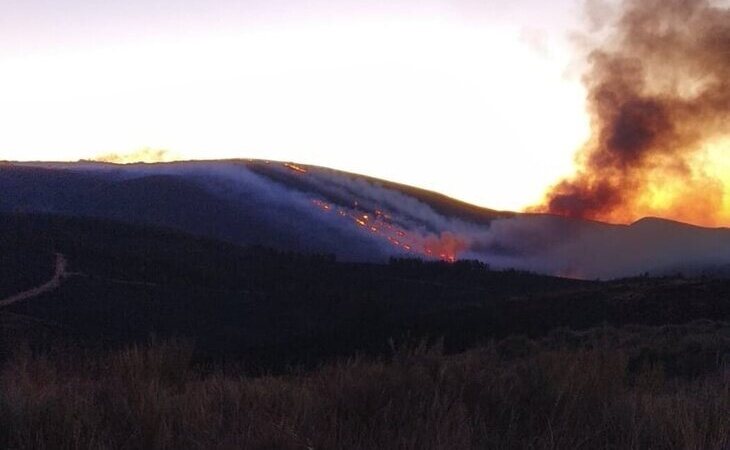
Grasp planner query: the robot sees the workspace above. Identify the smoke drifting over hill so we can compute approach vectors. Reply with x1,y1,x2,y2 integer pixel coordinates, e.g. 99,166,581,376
534,0,730,227
4,160,730,279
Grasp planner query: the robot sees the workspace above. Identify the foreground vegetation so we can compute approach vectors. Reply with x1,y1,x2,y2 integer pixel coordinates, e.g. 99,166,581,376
3,321,730,449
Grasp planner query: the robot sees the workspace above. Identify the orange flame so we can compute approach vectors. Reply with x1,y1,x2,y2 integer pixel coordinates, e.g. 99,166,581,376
310,197,468,262
284,163,308,174
532,0,730,228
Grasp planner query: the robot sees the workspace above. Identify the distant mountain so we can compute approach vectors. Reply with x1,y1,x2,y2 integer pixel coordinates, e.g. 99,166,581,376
2,159,730,278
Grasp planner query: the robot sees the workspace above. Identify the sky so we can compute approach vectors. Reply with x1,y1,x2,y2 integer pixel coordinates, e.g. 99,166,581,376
0,0,594,211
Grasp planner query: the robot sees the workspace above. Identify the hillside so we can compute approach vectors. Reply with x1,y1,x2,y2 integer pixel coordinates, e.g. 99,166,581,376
3,160,730,279
3,213,730,448
3,213,730,371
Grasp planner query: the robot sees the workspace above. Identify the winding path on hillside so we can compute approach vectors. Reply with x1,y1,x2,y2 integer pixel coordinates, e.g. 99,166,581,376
0,253,68,307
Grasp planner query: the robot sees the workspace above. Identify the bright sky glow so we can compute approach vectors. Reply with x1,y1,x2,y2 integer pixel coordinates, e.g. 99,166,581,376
0,0,591,211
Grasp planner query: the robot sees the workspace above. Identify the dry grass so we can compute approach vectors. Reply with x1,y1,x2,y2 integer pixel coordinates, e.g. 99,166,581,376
1,329,730,450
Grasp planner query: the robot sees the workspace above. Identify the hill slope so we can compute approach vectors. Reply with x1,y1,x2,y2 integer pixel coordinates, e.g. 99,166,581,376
2,160,730,278
3,214,730,369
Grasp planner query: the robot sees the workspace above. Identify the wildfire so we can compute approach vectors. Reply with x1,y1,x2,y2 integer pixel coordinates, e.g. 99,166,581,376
295,162,465,261
284,162,308,174
310,196,465,262
312,199,332,211
531,0,730,228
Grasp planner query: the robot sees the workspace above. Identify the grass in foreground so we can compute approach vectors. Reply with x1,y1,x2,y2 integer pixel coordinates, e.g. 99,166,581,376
2,322,730,449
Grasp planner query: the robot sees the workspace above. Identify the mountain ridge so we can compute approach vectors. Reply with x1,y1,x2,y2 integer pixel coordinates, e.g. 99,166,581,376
3,159,730,278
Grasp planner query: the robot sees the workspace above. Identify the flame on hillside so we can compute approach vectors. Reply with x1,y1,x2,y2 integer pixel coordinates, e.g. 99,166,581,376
311,197,466,262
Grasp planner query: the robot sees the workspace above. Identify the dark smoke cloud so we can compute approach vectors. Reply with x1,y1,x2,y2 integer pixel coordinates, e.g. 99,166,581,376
534,0,730,225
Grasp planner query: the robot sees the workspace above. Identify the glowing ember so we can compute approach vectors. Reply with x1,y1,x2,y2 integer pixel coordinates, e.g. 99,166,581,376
309,196,466,262
311,199,332,211
284,163,308,174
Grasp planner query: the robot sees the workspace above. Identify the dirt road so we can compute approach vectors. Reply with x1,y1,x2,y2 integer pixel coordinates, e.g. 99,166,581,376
0,253,68,307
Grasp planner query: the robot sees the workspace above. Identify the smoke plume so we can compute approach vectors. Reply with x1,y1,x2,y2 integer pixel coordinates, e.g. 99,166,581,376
534,0,730,226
